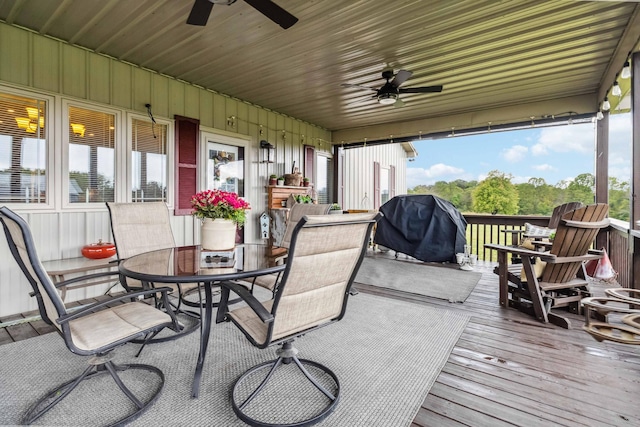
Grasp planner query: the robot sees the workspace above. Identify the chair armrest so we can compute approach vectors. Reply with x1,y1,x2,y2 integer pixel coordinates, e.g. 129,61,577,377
561,218,610,229
222,266,285,282
29,271,122,297
219,281,274,324
484,243,554,259
56,286,173,324
548,253,603,264
502,229,524,236
53,270,121,289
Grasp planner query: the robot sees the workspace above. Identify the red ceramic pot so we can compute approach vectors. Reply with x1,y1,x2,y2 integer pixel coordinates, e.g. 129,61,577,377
81,240,117,259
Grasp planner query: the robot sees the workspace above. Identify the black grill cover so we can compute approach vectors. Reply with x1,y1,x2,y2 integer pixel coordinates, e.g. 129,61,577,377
374,195,467,263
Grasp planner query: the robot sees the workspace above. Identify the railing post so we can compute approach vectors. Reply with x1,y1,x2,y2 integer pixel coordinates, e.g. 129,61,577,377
633,230,639,290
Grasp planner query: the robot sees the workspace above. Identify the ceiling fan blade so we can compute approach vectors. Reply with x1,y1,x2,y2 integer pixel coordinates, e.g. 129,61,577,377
391,70,412,87
341,83,377,92
187,0,214,26
399,85,443,93
244,0,299,29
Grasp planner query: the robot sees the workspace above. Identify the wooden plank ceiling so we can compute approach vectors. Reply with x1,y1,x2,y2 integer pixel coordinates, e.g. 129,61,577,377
1,0,639,144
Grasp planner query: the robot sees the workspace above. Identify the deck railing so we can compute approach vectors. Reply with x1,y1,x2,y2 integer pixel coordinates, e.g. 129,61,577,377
463,213,637,289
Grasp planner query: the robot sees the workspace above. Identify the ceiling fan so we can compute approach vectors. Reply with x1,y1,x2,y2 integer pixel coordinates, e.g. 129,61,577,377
187,0,298,29
341,69,443,106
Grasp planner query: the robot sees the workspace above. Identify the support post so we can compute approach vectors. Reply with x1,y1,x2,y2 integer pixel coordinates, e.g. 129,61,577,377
595,112,609,250
631,52,640,289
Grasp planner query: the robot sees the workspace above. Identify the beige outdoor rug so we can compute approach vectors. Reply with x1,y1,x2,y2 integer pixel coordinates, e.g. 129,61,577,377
355,256,482,302
0,293,469,426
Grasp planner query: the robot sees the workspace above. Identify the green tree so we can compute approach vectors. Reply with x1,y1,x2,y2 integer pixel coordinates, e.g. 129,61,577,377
472,170,519,214
608,177,630,221
408,184,430,194
432,181,465,208
516,178,556,215
566,173,595,205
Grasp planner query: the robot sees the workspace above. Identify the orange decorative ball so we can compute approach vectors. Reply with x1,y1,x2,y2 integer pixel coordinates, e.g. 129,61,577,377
81,240,116,259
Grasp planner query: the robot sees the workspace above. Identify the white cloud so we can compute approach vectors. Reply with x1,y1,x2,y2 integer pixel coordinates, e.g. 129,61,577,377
532,164,555,171
501,145,528,163
475,172,529,184
512,175,531,184
531,143,548,156
608,114,632,181
406,163,468,187
534,123,595,155
609,165,631,182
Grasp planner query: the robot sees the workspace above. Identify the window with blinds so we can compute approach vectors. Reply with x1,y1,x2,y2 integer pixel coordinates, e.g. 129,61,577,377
132,119,167,202
0,93,47,204
68,106,115,203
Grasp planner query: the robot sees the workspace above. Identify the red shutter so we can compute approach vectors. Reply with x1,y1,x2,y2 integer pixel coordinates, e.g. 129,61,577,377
174,116,199,216
373,161,381,209
390,165,396,198
304,145,315,181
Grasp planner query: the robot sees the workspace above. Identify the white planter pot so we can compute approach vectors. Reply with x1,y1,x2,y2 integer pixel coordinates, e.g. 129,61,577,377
201,218,237,251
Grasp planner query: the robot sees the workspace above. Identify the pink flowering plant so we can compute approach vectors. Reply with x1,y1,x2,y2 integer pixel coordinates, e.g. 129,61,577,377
190,189,251,227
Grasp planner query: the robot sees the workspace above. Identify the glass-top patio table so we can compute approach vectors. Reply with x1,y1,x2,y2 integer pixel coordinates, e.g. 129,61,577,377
119,244,284,398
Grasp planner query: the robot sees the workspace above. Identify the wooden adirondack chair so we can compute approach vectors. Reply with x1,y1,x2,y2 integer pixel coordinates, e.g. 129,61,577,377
503,201,584,248
486,203,609,328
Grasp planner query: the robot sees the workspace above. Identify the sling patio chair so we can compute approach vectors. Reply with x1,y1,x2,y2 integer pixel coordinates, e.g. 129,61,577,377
248,202,332,294
106,201,200,342
0,206,179,425
486,203,609,328
216,212,381,427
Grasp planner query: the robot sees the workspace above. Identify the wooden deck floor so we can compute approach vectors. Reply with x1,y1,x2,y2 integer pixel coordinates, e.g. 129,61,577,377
1,259,639,426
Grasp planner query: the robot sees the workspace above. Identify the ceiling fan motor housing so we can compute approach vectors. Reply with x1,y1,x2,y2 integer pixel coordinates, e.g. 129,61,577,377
381,70,395,80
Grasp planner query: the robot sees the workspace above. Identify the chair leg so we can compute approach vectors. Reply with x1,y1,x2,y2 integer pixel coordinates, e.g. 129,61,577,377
231,341,340,427
22,356,164,426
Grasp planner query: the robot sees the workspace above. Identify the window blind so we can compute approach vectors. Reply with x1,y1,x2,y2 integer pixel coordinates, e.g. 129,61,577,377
0,93,47,204
68,106,115,203
132,119,167,202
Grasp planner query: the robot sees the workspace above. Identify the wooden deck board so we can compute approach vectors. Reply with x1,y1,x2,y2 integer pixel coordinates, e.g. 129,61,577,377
1,259,638,426
353,260,640,427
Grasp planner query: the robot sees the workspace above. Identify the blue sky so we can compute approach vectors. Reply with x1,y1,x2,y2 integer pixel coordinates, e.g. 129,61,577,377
406,113,632,189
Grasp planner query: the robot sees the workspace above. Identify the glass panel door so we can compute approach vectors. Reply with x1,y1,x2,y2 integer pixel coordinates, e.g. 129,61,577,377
207,141,244,197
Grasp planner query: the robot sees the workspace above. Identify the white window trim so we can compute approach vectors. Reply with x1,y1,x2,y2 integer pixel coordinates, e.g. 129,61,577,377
61,99,121,211
0,85,56,211
125,113,174,207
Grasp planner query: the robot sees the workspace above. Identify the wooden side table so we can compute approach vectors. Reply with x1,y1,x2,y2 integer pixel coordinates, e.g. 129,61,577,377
41,257,118,301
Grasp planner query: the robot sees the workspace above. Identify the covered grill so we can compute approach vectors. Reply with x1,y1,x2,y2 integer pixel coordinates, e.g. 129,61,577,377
374,194,467,263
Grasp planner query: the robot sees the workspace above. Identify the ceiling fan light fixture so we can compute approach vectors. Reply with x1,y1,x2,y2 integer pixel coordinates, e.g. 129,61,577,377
378,92,398,105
